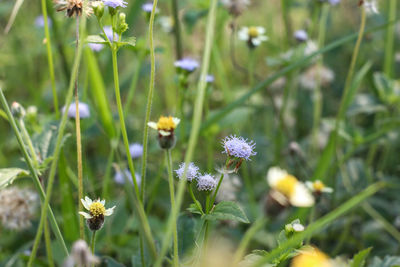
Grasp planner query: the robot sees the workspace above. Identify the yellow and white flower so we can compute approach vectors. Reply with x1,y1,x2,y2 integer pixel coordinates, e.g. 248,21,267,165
306,180,333,194
291,247,332,267
266,167,314,207
238,26,268,47
148,116,180,136
79,196,115,219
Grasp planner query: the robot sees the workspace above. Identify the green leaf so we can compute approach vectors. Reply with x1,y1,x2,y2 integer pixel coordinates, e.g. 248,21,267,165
117,36,136,48
239,250,275,267
187,203,202,215
86,35,108,44
368,256,400,267
350,247,372,267
204,201,249,223
103,256,125,267
0,168,29,189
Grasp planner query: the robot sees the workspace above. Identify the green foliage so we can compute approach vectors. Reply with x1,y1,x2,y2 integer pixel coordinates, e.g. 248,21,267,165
204,201,250,224
0,168,28,189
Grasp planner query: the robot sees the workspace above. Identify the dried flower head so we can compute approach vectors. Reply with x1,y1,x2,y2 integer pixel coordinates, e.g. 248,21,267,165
266,167,314,207
238,26,268,48
197,174,217,191
175,162,199,182
291,247,332,267
63,239,100,267
221,0,250,17
222,135,256,160
62,102,90,119
54,0,92,17
299,64,334,90
0,187,38,230
79,196,115,231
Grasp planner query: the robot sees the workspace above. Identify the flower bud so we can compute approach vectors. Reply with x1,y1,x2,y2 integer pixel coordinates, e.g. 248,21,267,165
158,133,176,150
116,12,128,34
11,102,26,119
92,1,104,19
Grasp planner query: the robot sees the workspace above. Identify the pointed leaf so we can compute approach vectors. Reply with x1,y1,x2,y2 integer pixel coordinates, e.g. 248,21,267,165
0,168,29,189
204,201,249,223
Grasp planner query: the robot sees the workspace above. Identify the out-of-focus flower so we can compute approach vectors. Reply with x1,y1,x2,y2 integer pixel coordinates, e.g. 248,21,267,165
294,29,308,42
129,143,143,159
285,220,305,234
88,43,104,52
306,180,333,195
79,196,115,231
216,172,241,202
114,168,141,186
320,0,341,6
63,239,100,267
0,187,38,230
221,0,250,17
299,64,335,90
103,26,118,42
103,0,127,8
54,0,92,17
266,167,314,207
304,40,319,56
222,135,256,161
197,174,217,191
175,162,199,182
148,116,180,149
291,247,332,267
238,26,268,48
159,16,174,33
11,102,26,119
174,58,199,73
35,15,52,28
363,0,379,15
206,74,215,83
142,2,159,13
62,102,90,119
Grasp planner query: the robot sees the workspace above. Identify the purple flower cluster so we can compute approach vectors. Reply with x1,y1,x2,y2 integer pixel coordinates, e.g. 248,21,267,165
114,169,141,186
175,162,199,182
103,0,127,8
129,143,143,159
174,58,199,73
62,102,90,119
222,135,256,160
320,0,340,6
197,174,217,191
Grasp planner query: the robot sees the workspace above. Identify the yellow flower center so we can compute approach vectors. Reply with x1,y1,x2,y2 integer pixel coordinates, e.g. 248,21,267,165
248,27,259,38
89,202,106,217
291,248,331,267
275,175,298,197
157,116,176,131
313,181,325,192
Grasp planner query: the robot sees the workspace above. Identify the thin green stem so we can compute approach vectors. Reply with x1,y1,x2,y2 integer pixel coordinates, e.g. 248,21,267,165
91,230,96,254
170,0,183,59
41,0,59,118
166,149,179,267
18,118,39,167
141,0,159,202
248,49,256,87
154,0,218,265
43,219,54,267
188,183,204,215
383,0,397,77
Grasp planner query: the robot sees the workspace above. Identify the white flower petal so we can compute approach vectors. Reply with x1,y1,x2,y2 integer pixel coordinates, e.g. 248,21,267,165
79,212,92,219
322,187,334,193
104,206,116,216
289,183,315,207
252,39,261,46
147,122,158,130
292,223,305,232
305,181,314,191
172,117,180,126
159,130,171,136
257,27,266,35
238,28,249,41
100,199,105,205
266,167,288,188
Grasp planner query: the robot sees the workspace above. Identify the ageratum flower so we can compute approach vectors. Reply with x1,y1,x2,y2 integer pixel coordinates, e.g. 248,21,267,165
62,102,90,119
238,26,268,48
320,0,340,6
174,58,199,73
79,196,115,231
114,169,141,186
222,135,256,160
205,74,215,83
291,247,332,267
266,167,314,207
306,180,333,195
103,0,127,8
88,43,104,52
197,174,217,191
142,2,159,13
129,143,143,159
35,15,52,28
175,162,199,182
294,29,308,42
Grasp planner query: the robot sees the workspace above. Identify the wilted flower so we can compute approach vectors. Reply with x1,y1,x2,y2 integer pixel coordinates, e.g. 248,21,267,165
129,143,143,159
175,162,199,182
363,0,379,15
35,15,52,28
88,43,104,52
266,167,314,207
221,0,250,17
79,196,115,231
103,0,127,8
62,102,90,119
222,135,256,161
174,58,199,73
54,0,92,17
63,239,100,267
114,168,141,186
294,29,308,42
238,26,268,48
142,2,159,13
299,64,335,90
197,174,217,191
0,187,38,230
306,180,333,195
291,247,332,267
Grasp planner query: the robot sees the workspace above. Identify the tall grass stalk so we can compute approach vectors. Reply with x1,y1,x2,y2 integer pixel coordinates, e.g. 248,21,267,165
154,0,218,265
383,0,396,77
170,0,182,59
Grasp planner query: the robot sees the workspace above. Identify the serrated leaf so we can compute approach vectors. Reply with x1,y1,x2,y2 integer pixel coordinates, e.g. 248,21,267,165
117,36,136,48
86,35,108,44
187,203,202,215
0,168,29,189
350,247,372,267
204,201,249,223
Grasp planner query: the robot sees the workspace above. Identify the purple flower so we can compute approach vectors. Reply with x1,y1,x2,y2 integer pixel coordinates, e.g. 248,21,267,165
320,0,340,5
62,102,90,119
175,162,199,182
174,58,199,73
114,169,141,186
197,174,216,191
103,0,127,8
129,143,143,159
222,135,256,160
294,30,308,42
35,15,52,28
142,2,159,13
103,26,118,42
205,75,215,83
88,43,104,52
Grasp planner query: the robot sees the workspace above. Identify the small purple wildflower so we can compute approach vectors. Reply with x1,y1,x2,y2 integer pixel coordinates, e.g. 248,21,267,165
320,0,340,6
114,169,141,186
197,174,217,191
294,30,308,42
88,43,104,52
103,0,127,8
205,74,215,83
129,143,143,159
222,135,256,160
103,26,118,42
174,58,199,73
62,102,90,119
142,3,158,13
175,162,199,182
35,15,52,28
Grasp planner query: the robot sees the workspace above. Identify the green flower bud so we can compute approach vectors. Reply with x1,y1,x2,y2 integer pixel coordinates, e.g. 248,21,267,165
92,1,104,19
116,12,128,34
11,102,26,119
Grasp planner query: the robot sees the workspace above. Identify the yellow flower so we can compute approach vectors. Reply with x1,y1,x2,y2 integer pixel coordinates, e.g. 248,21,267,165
79,196,115,219
306,180,333,194
148,116,180,136
291,247,331,267
267,167,314,207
